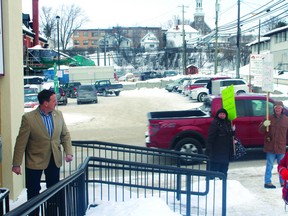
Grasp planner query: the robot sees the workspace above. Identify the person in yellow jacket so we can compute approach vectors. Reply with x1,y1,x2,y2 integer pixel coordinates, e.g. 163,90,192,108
12,89,73,215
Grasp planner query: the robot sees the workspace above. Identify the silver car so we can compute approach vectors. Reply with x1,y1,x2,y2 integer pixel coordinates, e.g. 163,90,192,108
76,85,98,104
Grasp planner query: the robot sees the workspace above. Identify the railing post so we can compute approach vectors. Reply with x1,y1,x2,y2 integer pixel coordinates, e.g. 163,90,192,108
186,175,191,216
78,170,87,215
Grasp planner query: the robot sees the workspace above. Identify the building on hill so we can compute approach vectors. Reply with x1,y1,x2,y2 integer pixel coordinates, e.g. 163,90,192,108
140,32,160,52
72,27,163,51
190,0,211,35
166,25,199,48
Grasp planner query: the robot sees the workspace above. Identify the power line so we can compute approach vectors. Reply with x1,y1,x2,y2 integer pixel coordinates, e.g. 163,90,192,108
216,0,287,33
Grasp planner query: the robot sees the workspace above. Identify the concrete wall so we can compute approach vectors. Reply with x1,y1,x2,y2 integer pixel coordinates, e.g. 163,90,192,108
121,80,174,90
0,0,25,200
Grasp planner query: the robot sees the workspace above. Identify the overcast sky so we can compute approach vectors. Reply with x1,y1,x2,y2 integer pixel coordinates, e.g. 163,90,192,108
22,0,276,29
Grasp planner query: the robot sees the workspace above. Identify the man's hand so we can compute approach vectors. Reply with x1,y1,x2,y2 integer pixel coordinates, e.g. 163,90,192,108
12,166,22,175
263,120,271,127
65,154,73,162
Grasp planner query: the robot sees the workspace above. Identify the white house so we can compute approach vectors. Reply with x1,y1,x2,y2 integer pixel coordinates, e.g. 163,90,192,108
246,25,288,71
246,37,270,54
140,32,159,52
166,25,199,48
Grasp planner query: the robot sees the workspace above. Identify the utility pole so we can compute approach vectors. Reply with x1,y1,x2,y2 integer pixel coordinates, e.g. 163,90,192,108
180,5,188,75
258,19,261,54
104,34,107,66
214,0,219,74
236,0,241,78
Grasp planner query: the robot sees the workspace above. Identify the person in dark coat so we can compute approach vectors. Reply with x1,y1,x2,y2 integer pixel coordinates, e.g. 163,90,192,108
206,108,235,177
206,79,212,94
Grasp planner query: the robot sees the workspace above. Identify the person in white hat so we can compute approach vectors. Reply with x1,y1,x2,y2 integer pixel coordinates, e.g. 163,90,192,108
259,101,288,189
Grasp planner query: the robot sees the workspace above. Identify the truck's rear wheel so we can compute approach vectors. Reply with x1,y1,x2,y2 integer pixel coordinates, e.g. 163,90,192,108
115,91,120,96
174,138,203,165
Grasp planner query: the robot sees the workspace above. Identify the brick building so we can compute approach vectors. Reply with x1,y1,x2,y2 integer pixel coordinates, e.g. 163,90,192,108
72,26,163,50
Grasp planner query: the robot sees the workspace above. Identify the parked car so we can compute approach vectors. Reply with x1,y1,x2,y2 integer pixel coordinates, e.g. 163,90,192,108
145,94,287,157
24,76,46,85
163,70,178,77
183,78,210,96
189,77,245,102
50,87,68,105
118,73,136,82
211,78,251,95
76,85,98,104
24,87,38,94
94,80,123,96
62,82,81,98
140,71,162,81
24,93,39,112
180,79,193,95
165,77,191,92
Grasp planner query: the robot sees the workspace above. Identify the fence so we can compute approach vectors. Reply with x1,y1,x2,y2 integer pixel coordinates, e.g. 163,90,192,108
0,188,10,215
6,141,227,216
61,140,209,178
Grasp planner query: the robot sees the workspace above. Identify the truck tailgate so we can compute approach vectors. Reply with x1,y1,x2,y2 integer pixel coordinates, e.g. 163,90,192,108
148,110,208,119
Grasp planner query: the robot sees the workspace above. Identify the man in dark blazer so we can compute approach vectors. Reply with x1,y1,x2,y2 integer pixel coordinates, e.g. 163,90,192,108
12,89,73,215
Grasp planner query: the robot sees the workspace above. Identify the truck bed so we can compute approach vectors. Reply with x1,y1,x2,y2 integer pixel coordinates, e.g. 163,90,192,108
148,109,208,119
109,83,123,89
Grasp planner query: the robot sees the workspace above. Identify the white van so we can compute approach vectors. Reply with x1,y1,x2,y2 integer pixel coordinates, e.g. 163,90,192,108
24,76,48,92
211,78,250,95
24,76,46,85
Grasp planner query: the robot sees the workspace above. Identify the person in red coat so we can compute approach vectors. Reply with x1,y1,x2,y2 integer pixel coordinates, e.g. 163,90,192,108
278,154,288,203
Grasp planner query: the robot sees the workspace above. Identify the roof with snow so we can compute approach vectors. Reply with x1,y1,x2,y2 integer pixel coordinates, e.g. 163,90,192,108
263,25,288,37
167,25,198,33
246,37,270,46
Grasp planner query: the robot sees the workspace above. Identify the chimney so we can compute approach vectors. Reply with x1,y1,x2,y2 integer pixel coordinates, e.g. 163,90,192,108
32,0,39,46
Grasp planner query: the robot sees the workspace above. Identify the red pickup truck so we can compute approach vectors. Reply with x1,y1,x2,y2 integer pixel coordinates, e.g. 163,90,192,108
145,94,287,155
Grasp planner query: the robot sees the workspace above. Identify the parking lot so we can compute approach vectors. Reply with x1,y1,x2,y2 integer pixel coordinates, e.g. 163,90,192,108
58,88,201,145
57,87,287,214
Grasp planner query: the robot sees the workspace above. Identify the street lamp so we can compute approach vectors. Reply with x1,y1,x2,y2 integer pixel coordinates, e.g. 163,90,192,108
56,15,60,70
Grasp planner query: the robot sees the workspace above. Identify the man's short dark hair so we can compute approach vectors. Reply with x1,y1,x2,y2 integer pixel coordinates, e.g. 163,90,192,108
38,89,55,104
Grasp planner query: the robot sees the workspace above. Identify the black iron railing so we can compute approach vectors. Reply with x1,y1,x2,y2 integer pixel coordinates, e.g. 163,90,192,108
0,188,10,215
61,140,209,178
6,141,227,216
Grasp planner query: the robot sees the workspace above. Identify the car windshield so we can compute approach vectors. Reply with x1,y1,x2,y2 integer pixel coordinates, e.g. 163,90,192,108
24,89,37,94
79,86,93,91
24,95,38,103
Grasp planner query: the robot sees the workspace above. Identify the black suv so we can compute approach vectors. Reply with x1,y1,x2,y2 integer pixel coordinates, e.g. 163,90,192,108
62,82,81,98
140,71,162,81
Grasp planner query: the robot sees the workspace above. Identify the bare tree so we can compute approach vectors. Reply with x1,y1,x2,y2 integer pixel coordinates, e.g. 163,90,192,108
263,16,287,32
112,26,126,53
40,7,56,41
40,4,89,52
58,4,89,51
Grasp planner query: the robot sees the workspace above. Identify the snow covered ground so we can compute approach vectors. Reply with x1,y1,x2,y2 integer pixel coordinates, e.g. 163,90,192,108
85,84,288,216
9,81,288,215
